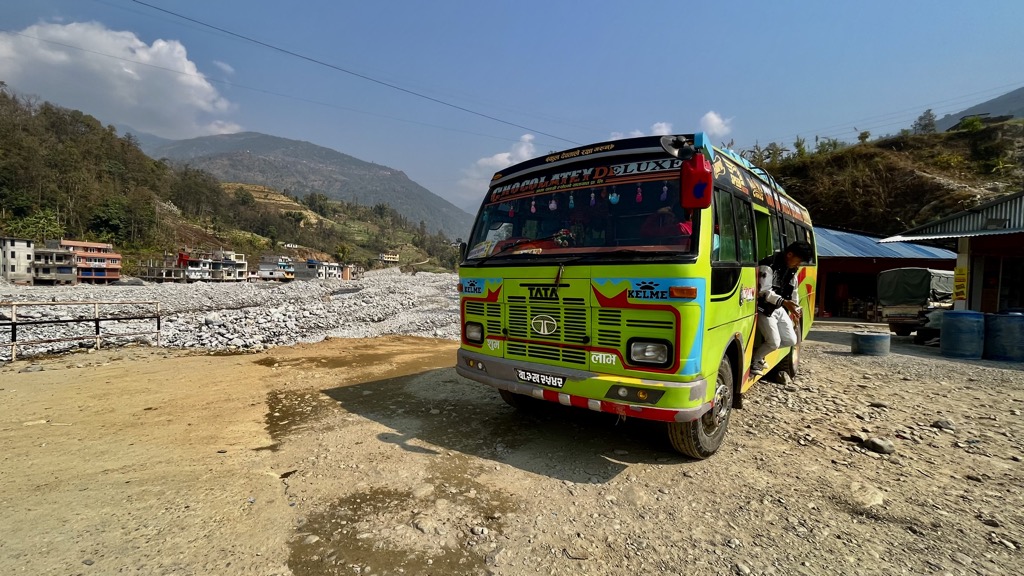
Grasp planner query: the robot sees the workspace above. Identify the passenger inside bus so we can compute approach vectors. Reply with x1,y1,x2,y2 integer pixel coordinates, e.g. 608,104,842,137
640,205,692,245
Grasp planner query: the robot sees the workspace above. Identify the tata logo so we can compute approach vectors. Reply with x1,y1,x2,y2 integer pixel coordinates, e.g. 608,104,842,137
531,314,558,336
528,286,559,300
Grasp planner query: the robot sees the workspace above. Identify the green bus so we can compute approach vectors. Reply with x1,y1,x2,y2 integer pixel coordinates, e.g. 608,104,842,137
456,133,816,458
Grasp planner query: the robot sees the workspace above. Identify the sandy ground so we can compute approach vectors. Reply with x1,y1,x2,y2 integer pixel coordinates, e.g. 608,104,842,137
1,328,1022,575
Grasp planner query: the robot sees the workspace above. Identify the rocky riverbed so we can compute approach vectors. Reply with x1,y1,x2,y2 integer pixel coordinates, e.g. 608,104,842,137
0,268,459,360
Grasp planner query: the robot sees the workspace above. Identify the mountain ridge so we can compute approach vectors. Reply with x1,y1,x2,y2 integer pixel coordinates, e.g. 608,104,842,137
143,131,474,240
936,86,1024,131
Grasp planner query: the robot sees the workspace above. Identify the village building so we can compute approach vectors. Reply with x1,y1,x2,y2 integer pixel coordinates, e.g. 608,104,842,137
211,250,248,281
139,249,249,282
294,259,343,281
882,190,1024,313
60,239,121,284
814,227,956,320
0,237,35,285
258,256,295,281
32,241,77,285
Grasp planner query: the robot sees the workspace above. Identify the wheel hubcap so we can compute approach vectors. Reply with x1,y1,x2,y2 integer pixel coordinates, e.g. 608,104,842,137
703,382,732,433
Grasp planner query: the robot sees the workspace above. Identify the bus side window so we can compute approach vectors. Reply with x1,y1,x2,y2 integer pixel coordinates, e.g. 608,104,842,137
801,226,816,264
785,219,799,246
713,188,738,262
733,195,755,264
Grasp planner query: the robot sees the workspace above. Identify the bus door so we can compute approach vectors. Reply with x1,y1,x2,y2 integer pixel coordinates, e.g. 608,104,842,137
708,188,758,383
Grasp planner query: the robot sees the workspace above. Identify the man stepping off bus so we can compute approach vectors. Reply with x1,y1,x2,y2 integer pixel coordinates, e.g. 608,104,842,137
751,241,815,376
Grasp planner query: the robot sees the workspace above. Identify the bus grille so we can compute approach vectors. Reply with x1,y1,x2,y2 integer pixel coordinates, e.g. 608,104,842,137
465,301,502,335
507,296,588,344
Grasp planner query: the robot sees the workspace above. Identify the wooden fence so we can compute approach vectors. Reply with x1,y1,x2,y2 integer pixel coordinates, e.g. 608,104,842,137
0,301,161,361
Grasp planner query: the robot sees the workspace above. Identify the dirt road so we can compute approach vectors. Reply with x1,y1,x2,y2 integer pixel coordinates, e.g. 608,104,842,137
1,329,1021,575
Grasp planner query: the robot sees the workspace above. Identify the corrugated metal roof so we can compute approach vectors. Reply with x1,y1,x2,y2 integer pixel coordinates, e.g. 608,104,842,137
881,229,1022,242
816,227,956,259
880,190,1024,242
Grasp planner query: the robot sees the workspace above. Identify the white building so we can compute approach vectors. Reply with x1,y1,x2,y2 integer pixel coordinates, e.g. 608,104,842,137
1,237,35,285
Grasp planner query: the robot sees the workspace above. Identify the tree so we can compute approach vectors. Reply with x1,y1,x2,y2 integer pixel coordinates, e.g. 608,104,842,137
857,131,871,144
912,109,937,134
792,136,808,158
334,242,350,263
958,116,984,132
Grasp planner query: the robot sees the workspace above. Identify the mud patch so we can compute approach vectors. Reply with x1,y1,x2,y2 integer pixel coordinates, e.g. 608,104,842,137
288,464,516,576
262,389,337,450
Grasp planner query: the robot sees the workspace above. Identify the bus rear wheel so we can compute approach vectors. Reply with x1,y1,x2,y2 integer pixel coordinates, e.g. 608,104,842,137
771,344,799,382
667,356,733,459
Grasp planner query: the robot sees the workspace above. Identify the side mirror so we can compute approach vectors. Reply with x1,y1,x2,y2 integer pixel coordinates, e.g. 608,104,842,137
661,133,715,211
458,242,468,262
680,152,713,210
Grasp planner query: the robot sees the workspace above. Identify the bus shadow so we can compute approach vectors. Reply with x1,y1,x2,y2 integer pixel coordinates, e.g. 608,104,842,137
320,367,693,484
807,330,1024,372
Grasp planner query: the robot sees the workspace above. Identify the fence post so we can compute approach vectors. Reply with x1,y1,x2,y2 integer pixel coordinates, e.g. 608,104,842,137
94,302,101,351
156,301,161,347
9,303,16,361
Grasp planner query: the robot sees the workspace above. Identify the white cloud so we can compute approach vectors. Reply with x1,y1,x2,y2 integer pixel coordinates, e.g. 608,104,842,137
650,122,673,136
609,122,673,140
454,134,537,210
212,60,235,75
699,111,732,139
0,21,240,139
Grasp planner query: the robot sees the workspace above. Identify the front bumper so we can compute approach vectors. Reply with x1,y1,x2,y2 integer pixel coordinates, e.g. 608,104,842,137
456,349,711,423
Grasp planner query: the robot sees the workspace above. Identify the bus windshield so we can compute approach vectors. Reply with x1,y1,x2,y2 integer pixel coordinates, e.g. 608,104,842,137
465,154,700,261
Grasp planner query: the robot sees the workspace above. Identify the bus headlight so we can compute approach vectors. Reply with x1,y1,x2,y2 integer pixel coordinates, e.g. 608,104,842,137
465,322,484,343
629,340,670,366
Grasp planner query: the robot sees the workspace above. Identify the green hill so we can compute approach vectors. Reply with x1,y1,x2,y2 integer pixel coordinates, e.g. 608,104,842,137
0,87,457,272
144,131,474,241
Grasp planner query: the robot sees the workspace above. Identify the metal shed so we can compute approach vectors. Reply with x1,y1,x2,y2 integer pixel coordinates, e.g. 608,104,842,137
813,227,956,319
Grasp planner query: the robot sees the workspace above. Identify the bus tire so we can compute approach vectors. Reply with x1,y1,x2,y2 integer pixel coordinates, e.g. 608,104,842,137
667,356,733,459
499,389,535,411
771,344,799,382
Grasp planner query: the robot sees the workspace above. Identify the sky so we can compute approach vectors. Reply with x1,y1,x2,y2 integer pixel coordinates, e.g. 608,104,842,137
1,1,1023,214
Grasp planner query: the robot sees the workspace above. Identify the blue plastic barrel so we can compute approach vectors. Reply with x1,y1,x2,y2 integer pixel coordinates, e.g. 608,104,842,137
940,311,985,359
851,332,890,356
983,313,1024,361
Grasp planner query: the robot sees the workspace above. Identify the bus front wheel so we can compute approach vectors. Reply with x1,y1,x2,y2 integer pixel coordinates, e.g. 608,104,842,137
499,389,536,411
667,356,733,459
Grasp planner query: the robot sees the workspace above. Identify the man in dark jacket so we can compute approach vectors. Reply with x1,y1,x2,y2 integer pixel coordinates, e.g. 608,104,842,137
751,241,814,375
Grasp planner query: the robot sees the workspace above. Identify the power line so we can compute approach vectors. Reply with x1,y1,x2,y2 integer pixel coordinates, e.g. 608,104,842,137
129,0,581,146
740,80,1024,149
3,30,562,147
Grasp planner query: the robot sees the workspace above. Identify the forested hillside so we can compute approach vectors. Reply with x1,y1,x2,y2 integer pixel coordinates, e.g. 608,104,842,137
739,117,1024,236
0,86,458,270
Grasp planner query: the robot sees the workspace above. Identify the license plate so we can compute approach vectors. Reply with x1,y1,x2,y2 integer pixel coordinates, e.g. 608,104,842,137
515,369,565,389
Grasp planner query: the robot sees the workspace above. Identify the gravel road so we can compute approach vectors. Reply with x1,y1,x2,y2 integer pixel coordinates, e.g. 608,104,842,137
1,270,1021,575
